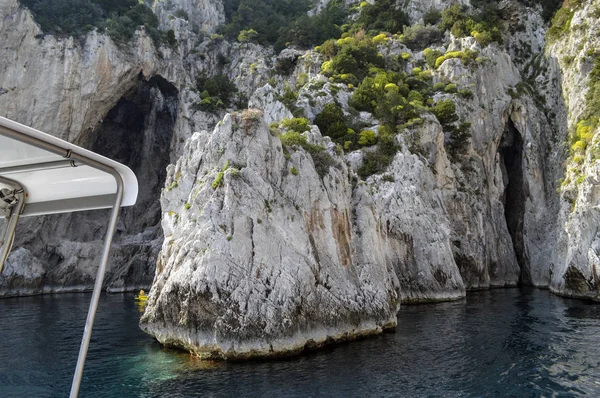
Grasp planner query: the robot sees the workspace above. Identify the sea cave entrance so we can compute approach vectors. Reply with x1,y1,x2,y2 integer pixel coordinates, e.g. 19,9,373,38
500,117,528,284
80,74,178,288
6,74,179,290
87,74,178,233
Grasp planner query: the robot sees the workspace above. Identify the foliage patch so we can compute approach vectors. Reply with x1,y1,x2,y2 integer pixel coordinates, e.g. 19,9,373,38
21,0,168,44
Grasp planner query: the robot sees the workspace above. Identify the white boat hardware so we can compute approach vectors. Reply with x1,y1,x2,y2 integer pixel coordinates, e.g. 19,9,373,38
0,116,139,398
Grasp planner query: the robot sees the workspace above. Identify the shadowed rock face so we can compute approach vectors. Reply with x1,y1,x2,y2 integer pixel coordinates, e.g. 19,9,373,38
500,118,527,284
88,75,179,237
1,75,178,296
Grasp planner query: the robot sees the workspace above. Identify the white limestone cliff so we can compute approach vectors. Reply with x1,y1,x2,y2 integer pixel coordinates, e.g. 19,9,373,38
546,1,600,301
1,0,600,359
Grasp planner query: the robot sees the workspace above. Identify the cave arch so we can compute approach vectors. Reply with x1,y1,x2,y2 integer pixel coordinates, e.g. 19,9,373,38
87,74,178,233
8,74,180,292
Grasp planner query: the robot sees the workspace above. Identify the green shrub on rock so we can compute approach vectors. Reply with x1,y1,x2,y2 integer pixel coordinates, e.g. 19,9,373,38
357,127,399,177
434,50,478,69
193,74,238,112
281,118,311,133
279,131,334,178
424,48,443,68
444,83,458,93
358,130,377,146
439,3,502,47
315,103,349,141
326,40,385,80
280,131,310,148
446,122,472,160
349,76,379,113
432,82,446,91
212,171,224,190
355,0,409,34
432,99,459,130
423,8,442,25
401,24,442,49
547,6,575,43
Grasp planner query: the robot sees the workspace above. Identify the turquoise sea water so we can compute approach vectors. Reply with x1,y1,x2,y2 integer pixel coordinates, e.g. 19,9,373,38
0,288,599,397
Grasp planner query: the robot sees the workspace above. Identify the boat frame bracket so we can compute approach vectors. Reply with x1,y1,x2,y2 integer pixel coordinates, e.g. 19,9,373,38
0,175,26,273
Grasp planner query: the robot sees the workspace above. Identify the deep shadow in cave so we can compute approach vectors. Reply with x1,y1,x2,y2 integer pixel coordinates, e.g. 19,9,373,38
500,117,529,285
11,75,179,289
87,75,178,233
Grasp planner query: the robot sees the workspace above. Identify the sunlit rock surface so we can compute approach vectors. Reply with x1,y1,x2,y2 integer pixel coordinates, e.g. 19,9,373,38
1,0,600,358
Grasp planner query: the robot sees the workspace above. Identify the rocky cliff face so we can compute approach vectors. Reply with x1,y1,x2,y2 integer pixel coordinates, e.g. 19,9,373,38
0,0,165,295
140,0,600,357
140,110,401,358
546,1,600,301
0,0,270,295
139,24,565,355
2,0,600,358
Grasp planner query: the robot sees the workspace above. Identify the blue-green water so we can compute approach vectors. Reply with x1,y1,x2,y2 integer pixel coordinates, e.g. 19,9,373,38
1,288,600,397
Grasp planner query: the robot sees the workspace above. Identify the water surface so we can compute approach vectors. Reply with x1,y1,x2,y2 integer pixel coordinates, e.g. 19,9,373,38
1,288,599,397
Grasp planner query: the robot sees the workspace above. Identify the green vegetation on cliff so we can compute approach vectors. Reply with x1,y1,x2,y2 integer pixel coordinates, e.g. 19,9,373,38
439,3,503,47
221,0,312,46
546,0,600,190
192,74,239,112
20,0,169,44
520,0,569,22
354,0,408,34
312,27,472,174
222,0,349,50
277,122,335,178
568,54,600,167
222,0,344,50
278,0,348,50
585,55,600,126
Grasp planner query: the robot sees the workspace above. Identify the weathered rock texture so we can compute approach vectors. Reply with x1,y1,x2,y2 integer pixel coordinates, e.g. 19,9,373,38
151,0,224,34
546,1,600,301
0,0,271,295
140,112,402,358
140,0,600,357
2,0,600,358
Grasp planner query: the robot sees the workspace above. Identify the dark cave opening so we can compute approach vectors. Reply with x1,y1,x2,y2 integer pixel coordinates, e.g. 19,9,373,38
9,74,179,290
87,75,178,232
500,118,528,284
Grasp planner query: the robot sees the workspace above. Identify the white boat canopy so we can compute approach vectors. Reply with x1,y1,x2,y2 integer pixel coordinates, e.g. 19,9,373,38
0,115,139,398
0,116,137,217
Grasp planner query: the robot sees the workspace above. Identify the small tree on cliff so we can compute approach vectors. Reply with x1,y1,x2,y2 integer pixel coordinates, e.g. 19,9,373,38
238,29,258,44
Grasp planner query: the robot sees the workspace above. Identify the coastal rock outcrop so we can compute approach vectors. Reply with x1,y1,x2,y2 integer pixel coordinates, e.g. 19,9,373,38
2,0,600,360
139,33,561,354
546,1,600,301
140,111,401,358
0,0,268,295
139,0,600,356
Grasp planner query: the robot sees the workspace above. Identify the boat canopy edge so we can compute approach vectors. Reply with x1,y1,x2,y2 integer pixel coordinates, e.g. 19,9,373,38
0,116,138,217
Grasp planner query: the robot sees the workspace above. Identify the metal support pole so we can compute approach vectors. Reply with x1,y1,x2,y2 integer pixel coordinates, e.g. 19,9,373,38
0,176,26,273
0,159,79,175
0,124,130,397
69,172,124,398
